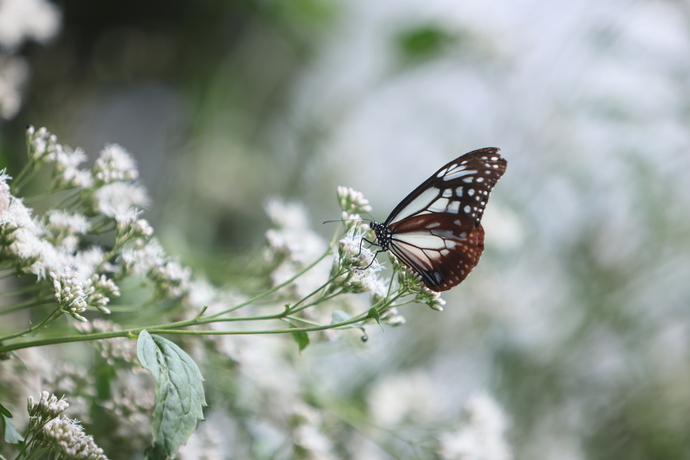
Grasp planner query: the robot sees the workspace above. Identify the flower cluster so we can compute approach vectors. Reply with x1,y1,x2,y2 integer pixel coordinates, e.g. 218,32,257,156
51,271,88,322
0,127,195,329
337,186,372,229
26,391,108,460
333,226,387,298
42,416,108,460
27,390,69,422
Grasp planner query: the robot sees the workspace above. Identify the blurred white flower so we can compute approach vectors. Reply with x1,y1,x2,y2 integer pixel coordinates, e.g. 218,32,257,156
115,208,154,243
0,169,10,212
438,392,512,460
0,0,61,50
120,237,166,276
92,182,150,217
265,198,310,229
150,258,193,298
76,320,137,364
337,186,372,220
53,145,92,189
93,144,139,184
0,54,28,119
264,199,330,298
367,370,442,426
44,210,89,251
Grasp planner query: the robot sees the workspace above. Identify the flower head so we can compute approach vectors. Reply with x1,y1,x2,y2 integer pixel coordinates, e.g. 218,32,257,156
51,271,88,322
43,416,109,460
93,144,139,184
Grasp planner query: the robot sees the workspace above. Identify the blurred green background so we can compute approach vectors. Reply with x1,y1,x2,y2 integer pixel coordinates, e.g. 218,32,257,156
3,0,690,458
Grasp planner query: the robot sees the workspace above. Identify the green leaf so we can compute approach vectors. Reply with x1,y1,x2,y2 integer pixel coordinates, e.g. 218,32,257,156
367,307,381,326
397,24,454,62
2,415,23,444
0,402,11,418
137,330,207,460
291,329,310,352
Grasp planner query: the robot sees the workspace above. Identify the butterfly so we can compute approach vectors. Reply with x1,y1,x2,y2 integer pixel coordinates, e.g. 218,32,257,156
367,147,507,292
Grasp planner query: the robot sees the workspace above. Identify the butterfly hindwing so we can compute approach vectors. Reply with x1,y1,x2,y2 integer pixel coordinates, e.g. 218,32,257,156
371,147,506,292
388,213,485,291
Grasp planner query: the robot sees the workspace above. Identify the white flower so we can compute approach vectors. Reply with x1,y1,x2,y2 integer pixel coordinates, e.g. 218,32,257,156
27,390,69,419
114,208,153,243
367,371,442,426
26,126,58,161
438,392,512,460
265,198,310,230
93,143,139,184
337,186,372,218
50,271,88,322
0,55,28,119
150,259,192,298
83,274,120,313
0,169,11,213
120,237,166,276
53,144,92,189
44,210,89,251
92,182,150,217
264,200,325,257
0,0,61,50
43,416,108,460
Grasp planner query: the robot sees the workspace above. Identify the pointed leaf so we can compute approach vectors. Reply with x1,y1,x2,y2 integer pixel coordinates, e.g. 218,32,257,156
137,330,207,460
367,307,381,326
2,415,23,444
0,402,11,418
291,329,310,352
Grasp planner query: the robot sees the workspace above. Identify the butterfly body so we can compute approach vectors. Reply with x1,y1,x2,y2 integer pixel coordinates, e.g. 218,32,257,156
369,147,506,292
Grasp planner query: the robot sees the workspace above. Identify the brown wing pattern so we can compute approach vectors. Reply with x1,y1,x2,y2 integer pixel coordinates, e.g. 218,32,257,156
388,213,485,291
385,147,507,229
376,147,506,292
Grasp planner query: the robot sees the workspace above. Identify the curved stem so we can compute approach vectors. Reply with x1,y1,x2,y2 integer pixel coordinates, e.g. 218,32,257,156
207,251,332,318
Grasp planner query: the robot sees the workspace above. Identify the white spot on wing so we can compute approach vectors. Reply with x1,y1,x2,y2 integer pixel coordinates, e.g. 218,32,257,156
447,201,460,214
444,169,478,181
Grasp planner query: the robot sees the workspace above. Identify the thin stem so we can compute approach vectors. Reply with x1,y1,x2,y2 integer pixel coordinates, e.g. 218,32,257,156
0,283,41,297
285,270,345,315
207,251,332,318
0,310,373,354
0,308,62,342
12,160,37,194
0,297,53,315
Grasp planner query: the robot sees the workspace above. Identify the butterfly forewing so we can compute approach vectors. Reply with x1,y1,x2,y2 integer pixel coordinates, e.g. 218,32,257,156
374,147,506,292
385,147,506,228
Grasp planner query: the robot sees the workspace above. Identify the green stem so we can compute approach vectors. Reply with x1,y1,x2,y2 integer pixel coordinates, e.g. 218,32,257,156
0,311,372,354
0,297,53,315
0,308,62,342
11,160,37,194
207,251,332,318
0,283,41,296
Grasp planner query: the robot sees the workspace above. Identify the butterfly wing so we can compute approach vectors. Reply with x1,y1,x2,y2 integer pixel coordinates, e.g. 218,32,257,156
384,147,507,291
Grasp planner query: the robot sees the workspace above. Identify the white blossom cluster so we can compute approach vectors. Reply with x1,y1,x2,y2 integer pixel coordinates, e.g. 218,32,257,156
42,416,108,460
27,390,69,420
0,126,194,326
26,391,107,460
264,198,330,298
